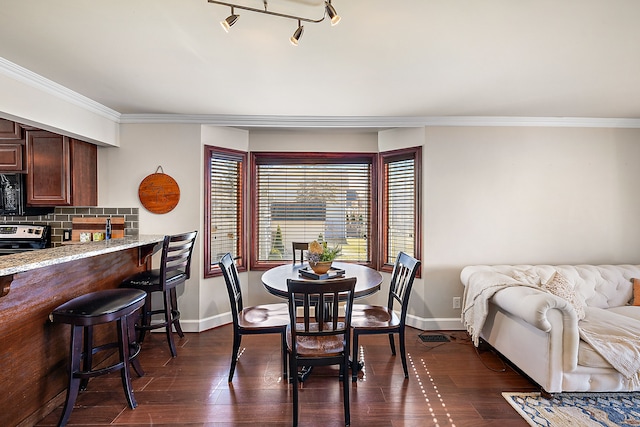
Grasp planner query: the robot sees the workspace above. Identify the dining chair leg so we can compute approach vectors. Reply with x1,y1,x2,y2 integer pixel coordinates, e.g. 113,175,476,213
228,333,241,382
342,357,350,426
351,332,360,382
291,354,299,427
281,331,288,380
399,329,408,378
388,332,396,355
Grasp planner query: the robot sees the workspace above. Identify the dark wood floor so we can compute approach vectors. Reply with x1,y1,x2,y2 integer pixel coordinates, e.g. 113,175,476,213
36,326,538,426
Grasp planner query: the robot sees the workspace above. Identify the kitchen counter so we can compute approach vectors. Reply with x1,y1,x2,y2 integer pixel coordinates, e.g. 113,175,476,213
0,235,165,427
0,235,164,277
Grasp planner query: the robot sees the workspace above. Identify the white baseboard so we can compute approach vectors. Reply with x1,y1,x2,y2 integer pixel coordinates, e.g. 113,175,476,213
406,314,464,331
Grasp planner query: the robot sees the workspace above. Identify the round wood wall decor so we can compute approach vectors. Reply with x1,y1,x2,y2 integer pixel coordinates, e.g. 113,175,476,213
138,167,180,214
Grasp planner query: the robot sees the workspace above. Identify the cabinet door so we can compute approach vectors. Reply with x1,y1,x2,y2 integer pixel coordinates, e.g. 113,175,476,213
0,142,25,171
0,119,22,139
26,130,71,205
70,139,97,206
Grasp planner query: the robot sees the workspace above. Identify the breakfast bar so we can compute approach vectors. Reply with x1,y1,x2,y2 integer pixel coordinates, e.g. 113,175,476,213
0,235,164,427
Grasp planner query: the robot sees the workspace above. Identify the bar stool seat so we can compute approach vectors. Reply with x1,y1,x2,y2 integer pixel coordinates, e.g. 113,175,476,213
51,288,146,427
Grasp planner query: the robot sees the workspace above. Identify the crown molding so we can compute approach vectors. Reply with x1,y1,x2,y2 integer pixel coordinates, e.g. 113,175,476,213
3,57,640,130
119,113,640,129
0,57,121,122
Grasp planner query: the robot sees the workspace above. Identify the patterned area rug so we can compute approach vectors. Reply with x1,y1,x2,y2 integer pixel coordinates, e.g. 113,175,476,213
503,392,640,426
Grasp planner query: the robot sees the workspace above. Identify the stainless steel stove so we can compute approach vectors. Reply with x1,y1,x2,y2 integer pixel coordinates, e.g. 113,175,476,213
0,224,51,254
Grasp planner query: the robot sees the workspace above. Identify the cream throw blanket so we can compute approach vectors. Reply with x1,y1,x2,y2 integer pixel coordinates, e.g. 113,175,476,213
461,271,523,346
579,307,640,387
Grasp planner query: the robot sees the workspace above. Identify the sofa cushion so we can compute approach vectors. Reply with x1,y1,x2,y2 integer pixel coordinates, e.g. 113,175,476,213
578,339,612,369
632,278,640,306
541,271,586,320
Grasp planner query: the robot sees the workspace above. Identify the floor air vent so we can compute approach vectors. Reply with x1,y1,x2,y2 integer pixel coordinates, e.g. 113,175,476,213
419,334,450,343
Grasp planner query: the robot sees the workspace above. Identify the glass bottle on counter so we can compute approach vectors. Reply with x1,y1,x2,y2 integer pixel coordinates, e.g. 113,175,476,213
105,218,112,240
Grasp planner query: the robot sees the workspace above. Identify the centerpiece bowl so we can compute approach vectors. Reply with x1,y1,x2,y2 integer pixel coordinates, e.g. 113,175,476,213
309,261,333,275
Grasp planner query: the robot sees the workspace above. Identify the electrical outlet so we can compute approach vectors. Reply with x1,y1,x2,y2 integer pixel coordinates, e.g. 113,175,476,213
453,296,461,309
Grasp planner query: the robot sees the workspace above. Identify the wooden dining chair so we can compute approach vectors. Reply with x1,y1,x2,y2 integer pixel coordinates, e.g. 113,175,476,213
351,251,421,382
120,231,197,358
292,242,308,264
286,276,357,427
219,253,290,382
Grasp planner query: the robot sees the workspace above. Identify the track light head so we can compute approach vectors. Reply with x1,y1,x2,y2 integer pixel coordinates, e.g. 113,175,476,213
325,1,340,26
221,7,239,32
290,22,304,46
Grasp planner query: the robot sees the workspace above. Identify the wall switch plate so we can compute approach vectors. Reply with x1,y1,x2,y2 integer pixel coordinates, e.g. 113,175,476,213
62,229,72,241
453,296,461,309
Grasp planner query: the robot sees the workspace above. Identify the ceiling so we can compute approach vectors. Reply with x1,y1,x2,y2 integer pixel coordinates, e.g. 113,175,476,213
1,0,640,122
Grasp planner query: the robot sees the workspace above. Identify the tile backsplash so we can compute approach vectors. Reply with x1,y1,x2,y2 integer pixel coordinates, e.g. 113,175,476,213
0,207,139,247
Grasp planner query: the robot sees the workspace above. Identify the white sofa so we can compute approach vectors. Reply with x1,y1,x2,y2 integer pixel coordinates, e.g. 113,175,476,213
460,264,640,394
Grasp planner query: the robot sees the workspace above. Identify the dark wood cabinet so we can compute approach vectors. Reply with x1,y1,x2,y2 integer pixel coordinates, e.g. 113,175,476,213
70,137,98,206
0,118,22,139
0,142,25,171
0,119,25,172
25,130,97,206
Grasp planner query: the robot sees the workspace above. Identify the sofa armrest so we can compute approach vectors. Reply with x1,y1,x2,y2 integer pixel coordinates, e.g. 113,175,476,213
491,285,578,332
491,285,580,372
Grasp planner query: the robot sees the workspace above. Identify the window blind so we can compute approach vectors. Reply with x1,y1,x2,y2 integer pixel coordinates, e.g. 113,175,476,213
208,149,244,269
384,156,416,265
255,158,372,263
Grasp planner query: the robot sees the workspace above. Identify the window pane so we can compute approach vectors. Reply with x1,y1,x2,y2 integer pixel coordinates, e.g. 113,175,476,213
254,156,372,264
206,146,245,276
386,158,415,264
381,146,421,269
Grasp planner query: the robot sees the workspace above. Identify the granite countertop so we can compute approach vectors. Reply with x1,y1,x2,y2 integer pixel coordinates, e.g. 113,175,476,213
0,235,164,277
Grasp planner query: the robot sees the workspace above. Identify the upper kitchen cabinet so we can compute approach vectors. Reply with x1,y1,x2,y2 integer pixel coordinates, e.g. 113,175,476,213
0,142,25,172
0,118,22,139
0,119,25,172
26,130,97,206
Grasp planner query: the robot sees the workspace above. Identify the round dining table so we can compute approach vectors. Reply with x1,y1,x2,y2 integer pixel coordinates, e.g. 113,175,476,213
261,261,383,300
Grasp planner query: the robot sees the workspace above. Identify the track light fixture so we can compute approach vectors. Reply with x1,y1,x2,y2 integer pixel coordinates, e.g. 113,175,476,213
325,2,340,26
208,0,340,45
220,7,239,32
290,20,304,46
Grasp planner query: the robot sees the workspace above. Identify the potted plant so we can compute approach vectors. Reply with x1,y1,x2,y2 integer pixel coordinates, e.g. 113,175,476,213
307,240,342,274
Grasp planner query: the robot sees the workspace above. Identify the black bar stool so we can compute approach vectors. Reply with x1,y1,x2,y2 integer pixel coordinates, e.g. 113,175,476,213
120,231,197,357
50,288,147,427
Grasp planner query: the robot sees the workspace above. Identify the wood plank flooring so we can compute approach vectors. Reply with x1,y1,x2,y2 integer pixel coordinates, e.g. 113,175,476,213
35,326,538,426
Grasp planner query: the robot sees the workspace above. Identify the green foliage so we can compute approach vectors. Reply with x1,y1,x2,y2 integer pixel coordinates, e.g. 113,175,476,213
272,225,284,254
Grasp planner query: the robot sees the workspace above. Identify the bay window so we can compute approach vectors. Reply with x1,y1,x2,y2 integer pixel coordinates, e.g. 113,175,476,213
205,145,421,276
